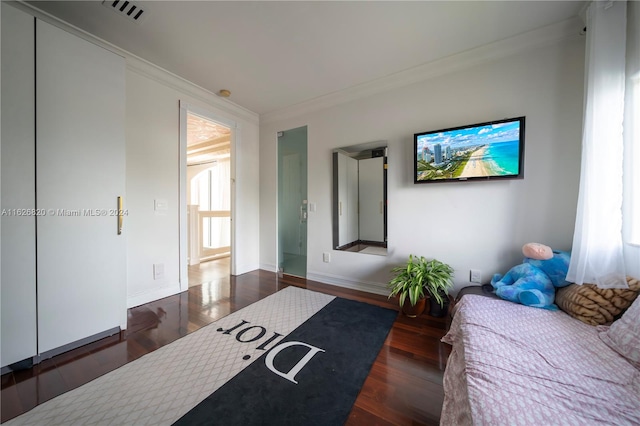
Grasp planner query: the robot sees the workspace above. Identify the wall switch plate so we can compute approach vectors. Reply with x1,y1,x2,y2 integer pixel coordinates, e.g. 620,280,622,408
154,198,168,215
153,263,165,280
470,269,482,283
323,252,331,263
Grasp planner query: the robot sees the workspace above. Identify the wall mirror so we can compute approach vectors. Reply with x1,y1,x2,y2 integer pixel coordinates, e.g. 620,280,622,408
332,141,387,256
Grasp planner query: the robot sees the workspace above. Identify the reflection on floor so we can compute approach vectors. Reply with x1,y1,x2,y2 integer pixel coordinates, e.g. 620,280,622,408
282,252,306,277
0,271,451,425
188,257,230,288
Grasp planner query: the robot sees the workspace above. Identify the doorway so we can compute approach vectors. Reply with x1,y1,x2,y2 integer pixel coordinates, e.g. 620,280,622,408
277,126,308,278
180,104,234,289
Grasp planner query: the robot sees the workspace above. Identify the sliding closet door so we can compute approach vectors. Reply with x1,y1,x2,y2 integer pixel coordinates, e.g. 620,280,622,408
36,20,126,353
1,3,37,367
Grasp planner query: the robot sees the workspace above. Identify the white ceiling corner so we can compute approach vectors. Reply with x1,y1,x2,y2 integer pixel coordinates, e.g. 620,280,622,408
23,1,586,120
261,16,584,124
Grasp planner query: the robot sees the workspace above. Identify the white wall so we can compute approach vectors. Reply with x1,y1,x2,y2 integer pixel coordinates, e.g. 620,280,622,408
125,67,260,307
260,36,585,295
9,1,259,311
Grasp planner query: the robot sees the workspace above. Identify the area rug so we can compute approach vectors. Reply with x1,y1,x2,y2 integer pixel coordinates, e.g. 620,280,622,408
6,286,397,425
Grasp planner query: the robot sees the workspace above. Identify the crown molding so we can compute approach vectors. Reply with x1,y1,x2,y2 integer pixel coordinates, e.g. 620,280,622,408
123,58,257,125
10,1,259,125
261,16,584,125
12,0,582,128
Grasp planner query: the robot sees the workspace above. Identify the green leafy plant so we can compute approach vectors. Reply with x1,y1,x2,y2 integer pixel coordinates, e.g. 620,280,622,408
387,254,454,308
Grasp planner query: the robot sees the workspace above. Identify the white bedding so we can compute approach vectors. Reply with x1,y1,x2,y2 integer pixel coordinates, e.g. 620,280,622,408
441,295,640,425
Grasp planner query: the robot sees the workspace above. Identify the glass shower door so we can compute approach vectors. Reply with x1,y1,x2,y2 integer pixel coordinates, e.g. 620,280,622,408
278,126,308,277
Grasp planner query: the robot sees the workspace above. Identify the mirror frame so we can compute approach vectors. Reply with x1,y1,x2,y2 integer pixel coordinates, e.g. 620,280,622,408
332,141,387,255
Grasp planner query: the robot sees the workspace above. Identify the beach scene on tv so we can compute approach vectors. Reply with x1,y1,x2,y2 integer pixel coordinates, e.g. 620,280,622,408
415,119,522,181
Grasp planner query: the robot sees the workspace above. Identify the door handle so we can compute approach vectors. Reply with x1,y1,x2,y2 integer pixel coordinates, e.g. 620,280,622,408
117,196,123,235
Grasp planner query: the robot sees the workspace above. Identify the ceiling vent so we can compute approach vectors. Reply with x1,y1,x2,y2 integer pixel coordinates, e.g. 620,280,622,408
102,1,148,24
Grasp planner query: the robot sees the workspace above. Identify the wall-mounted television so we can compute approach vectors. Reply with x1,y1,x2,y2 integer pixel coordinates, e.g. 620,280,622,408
414,116,525,184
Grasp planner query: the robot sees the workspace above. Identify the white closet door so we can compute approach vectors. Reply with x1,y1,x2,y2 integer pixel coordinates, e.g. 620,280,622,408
358,157,384,242
1,3,37,367
36,20,126,353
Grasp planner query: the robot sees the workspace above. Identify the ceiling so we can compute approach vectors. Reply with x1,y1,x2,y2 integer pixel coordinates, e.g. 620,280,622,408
187,114,230,146
27,1,585,116
186,113,230,165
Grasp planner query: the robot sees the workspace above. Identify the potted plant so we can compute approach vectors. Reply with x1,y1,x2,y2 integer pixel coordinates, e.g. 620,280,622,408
422,258,454,317
387,254,454,318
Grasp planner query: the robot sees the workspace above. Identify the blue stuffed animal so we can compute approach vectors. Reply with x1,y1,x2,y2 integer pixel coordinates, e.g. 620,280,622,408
491,243,571,310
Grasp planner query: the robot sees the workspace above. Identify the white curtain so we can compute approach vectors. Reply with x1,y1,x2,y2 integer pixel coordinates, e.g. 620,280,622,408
208,158,231,211
207,158,231,248
192,159,231,249
623,0,640,247
567,0,628,288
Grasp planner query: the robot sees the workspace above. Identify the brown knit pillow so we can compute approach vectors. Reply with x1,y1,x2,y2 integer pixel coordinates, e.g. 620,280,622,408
555,276,640,325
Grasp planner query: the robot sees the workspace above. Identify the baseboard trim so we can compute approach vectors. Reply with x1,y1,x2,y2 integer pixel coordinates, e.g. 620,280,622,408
259,263,278,273
1,358,33,375
127,284,182,309
306,271,389,297
257,265,388,296
36,327,121,363
234,262,262,276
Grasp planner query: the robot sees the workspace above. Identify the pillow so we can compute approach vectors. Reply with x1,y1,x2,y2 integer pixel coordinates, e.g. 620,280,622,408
555,276,640,325
598,295,640,369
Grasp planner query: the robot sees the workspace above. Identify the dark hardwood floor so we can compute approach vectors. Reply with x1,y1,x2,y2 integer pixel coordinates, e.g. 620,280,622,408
187,257,230,288
1,270,451,425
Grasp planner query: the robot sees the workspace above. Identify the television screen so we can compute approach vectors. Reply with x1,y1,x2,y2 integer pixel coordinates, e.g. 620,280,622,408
414,116,525,184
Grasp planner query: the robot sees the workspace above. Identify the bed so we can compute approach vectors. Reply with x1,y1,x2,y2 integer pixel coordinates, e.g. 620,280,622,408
440,294,640,425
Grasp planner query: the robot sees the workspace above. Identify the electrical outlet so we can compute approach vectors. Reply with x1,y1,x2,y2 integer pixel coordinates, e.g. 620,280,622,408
323,252,331,263
470,269,482,283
